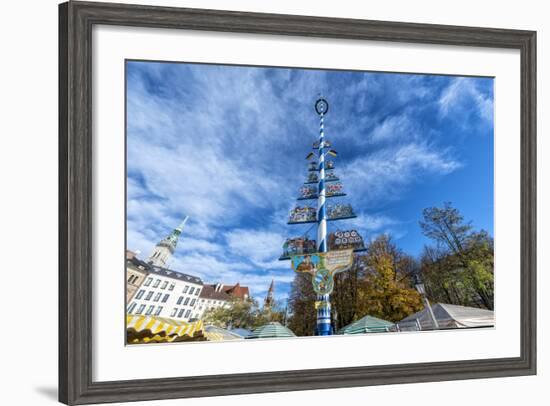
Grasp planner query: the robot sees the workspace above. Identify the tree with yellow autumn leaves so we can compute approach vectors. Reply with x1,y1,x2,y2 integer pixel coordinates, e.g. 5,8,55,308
288,203,493,333
355,244,423,323
289,234,423,333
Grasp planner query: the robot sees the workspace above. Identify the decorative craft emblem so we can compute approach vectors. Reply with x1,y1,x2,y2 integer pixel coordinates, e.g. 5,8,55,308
291,249,354,295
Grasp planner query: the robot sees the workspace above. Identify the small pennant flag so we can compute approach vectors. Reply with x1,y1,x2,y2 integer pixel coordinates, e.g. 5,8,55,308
305,152,315,160
327,149,338,157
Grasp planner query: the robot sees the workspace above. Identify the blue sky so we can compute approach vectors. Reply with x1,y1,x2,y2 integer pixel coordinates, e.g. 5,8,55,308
126,60,494,304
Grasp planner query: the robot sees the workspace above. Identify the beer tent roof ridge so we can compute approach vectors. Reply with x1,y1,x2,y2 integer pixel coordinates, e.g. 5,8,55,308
338,315,394,334
247,322,296,339
399,303,494,329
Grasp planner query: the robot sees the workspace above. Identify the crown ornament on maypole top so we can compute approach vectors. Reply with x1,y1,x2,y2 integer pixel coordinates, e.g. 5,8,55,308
315,97,329,115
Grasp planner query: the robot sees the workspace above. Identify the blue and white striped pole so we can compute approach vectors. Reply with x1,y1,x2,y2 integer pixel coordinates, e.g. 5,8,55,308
316,103,332,336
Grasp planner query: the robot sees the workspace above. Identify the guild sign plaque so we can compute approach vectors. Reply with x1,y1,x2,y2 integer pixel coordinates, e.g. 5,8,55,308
291,249,354,295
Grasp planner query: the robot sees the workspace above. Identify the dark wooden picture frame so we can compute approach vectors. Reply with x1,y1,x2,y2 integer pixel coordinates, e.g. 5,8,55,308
59,1,536,404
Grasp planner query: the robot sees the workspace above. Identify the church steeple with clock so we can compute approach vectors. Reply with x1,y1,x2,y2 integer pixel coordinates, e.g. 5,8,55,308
147,216,189,268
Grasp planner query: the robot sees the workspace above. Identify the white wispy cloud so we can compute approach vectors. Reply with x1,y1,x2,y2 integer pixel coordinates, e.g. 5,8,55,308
168,251,292,298
439,77,493,122
226,228,286,269
341,142,461,204
369,114,415,144
125,62,493,299
353,213,399,231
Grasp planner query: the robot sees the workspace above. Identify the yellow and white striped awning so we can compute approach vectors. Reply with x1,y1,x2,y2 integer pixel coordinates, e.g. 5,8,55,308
126,314,204,344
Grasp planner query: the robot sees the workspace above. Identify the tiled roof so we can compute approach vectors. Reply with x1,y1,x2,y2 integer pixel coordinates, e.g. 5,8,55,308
223,283,250,300
126,256,203,285
149,266,203,285
199,285,231,301
199,283,251,301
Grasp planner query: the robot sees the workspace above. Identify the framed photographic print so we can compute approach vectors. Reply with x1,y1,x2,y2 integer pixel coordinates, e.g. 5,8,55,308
59,1,536,404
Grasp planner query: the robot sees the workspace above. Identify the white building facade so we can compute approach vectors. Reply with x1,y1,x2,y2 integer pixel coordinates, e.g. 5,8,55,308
194,296,231,320
127,263,203,322
193,283,246,320
127,220,251,322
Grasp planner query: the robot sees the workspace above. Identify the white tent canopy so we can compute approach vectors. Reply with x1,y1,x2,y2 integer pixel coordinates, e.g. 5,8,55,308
398,303,494,331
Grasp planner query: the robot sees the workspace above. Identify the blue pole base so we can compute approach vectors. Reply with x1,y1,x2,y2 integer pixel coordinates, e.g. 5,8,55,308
317,324,332,336
316,294,332,336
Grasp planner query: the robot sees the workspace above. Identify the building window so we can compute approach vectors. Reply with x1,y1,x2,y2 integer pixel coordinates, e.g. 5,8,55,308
136,304,146,315
177,296,183,305
153,279,161,288
190,299,196,306
189,287,195,295
144,277,152,287
154,306,163,316
162,294,170,303
183,297,190,306
161,281,169,290
185,309,191,318
178,309,185,318
146,305,154,315
127,302,137,313
183,285,189,293
195,288,201,296
136,290,145,299
169,283,175,291
145,291,153,301
153,292,161,302
171,308,178,317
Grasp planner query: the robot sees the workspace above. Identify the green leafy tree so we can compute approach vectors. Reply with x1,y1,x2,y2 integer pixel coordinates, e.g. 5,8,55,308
202,297,256,329
202,297,285,330
420,203,494,309
420,202,472,255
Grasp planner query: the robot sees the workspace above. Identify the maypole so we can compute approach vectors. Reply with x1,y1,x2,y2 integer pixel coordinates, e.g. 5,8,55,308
315,99,331,335
281,96,366,336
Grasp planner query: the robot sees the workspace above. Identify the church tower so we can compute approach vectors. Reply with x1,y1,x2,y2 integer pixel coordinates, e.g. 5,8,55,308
264,279,275,308
147,216,188,268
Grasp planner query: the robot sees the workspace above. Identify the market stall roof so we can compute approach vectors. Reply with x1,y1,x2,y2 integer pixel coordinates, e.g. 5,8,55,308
229,327,253,338
398,303,494,330
247,322,296,339
126,314,204,344
338,315,394,334
204,325,244,341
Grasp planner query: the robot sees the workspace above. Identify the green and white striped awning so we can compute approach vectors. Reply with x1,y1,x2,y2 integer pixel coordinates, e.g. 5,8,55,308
338,315,394,334
247,322,296,339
